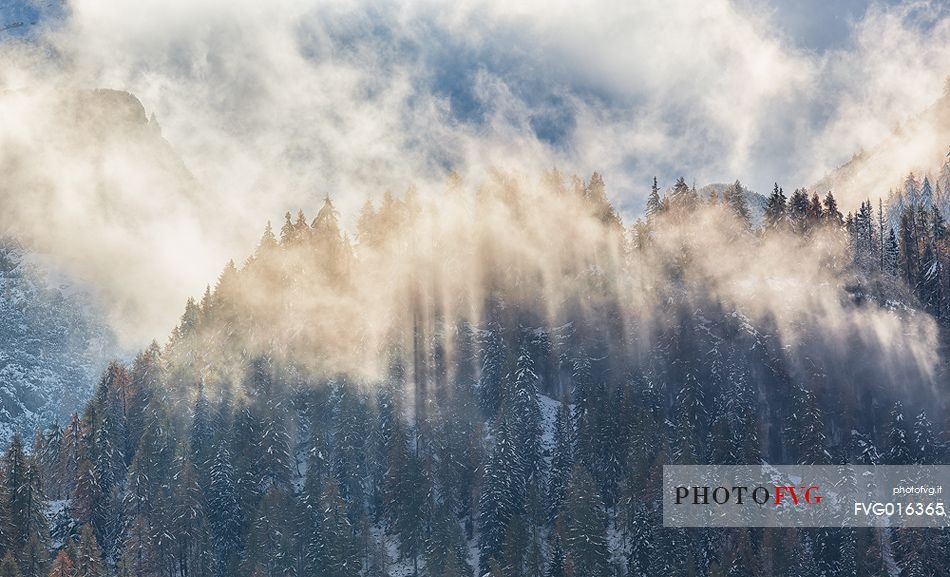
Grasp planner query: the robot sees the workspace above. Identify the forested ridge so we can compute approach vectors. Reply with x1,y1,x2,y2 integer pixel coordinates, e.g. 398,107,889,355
3,165,950,577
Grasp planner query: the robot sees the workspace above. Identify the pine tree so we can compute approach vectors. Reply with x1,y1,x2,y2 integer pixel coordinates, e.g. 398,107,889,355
788,188,810,233
36,426,62,501
4,435,29,555
425,509,472,577
671,369,706,464
885,228,900,276
501,513,529,577
123,397,175,526
823,191,843,226
646,177,662,221
562,467,610,577
256,394,293,491
710,363,759,465
172,456,212,577
319,482,361,577
478,416,521,573
207,443,242,577
511,334,543,483
546,533,565,577
191,381,214,497
387,433,429,573
126,343,161,464
885,401,911,465
231,402,263,521
911,410,939,465
764,183,787,230
808,192,824,225
722,180,751,228
245,488,297,577
626,504,656,577
478,323,508,418
299,452,326,577
330,381,369,520
900,210,920,286
785,384,829,465
256,221,279,257
14,462,48,577
547,398,573,523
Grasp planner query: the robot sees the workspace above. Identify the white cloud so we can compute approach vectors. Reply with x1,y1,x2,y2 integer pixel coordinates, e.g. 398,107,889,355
0,0,947,344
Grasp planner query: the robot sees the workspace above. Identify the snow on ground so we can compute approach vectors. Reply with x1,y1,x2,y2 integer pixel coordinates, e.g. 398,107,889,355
539,393,569,466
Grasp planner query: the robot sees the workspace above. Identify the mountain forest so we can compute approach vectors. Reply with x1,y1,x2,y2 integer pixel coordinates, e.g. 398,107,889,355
1,164,949,577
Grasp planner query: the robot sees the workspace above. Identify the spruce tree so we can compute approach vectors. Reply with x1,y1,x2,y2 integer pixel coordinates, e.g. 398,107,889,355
511,335,543,483
562,467,610,577
764,183,787,230
191,381,214,497
245,488,297,577
425,509,472,577
478,323,508,418
722,180,751,228
207,443,242,577
547,398,574,523
885,401,911,465
646,177,662,221
478,415,521,573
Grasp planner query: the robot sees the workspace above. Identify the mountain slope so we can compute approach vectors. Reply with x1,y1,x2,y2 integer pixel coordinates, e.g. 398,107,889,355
812,82,950,206
0,237,115,442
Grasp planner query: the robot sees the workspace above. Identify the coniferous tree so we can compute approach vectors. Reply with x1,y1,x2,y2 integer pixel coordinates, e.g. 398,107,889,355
786,384,829,465
245,488,297,577
126,343,161,464
885,401,911,465
788,188,810,233
722,180,751,228
319,481,361,577
911,410,939,465
191,381,214,497
45,551,72,577
626,505,656,577
823,191,843,227
511,334,543,484
425,509,472,577
4,436,30,557
764,183,787,230
479,323,508,419
12,461,48,577
646,177,662,221
207,442,242,577
885,228,901,276
117,516,161,577
0,554,19,577
671,369,706,465
75,525,105,577
547,398,573,523
561,467,610,577
478,416,521,574
546,533,565,577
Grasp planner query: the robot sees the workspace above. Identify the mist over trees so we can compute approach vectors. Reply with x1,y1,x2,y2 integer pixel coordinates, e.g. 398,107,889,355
3,165,950,577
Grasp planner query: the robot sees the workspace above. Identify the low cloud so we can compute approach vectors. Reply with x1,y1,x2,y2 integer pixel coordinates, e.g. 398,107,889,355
0,0,947,345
